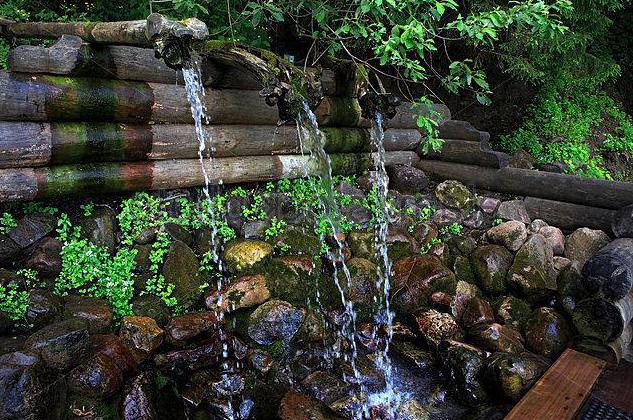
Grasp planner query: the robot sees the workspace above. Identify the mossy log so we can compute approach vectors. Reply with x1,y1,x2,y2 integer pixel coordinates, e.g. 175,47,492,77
426,140,509,168
0,151,419,201
574,323,632,368
572,289,633,343
416,160,633,210
0,122,421,167
581,239,633,301
523,197,616,233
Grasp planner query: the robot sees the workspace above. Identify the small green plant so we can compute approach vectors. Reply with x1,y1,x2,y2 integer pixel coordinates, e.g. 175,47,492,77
265,217,287,240
440,222,463,237
144,232,178,309
81,203,95,217
0,212,17,234
493,218,503,226
0,281,30,323
420,238,442,255
241,194,266,221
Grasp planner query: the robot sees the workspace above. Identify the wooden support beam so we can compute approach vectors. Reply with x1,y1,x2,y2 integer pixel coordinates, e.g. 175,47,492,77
523,197,616,233
505,349,605,420
0,122,421,168
426,139,509,168
437,120,484,141
0,151,419,201
415,160,633,210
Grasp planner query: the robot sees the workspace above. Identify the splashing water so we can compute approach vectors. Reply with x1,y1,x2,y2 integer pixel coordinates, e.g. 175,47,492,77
296,102,367,418
366,112,400,414
182,58,248,420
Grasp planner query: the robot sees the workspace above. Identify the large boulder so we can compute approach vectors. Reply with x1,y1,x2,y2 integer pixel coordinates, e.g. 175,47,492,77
247,300,305,346
224,240,274,273
24,237,62,278
24,318,91,370
68,353,124,398
470,245,513,295
435,180,475,210
564,228,610,266
486,221,528,252
484,351,549,401
161,239,205,309
119,316,165,363
78,207,117,252
524,307,571,359
387,164,429,194
206,274,271,313
391,255,456,315
495,200,530,224
507,234,556,298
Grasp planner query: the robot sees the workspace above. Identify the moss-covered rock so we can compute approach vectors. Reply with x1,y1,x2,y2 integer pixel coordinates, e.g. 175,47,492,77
494,296,532,331
206,274,271,313
506,234,556,299
439,340,488,407
524,307,571,359
223,240,274,274
469,323,525,354
263,257,318,306
484,351,549,401
348,231,374,260
486,221,527,252
415,309,463,346
435,180,475,210
470,245,513,295
161,240,204,309
247,300,305,346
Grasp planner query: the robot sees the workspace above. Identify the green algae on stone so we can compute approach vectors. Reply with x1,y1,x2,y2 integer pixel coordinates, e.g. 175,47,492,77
524,307,571,359
435,180,475,210
484,351,549,401
494,295,532,331
223,240,274,274
470,245,513,295
506,234,556,299
160,240,205,309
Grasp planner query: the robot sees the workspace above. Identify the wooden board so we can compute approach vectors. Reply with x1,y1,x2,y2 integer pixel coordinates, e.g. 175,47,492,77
505,349,606,420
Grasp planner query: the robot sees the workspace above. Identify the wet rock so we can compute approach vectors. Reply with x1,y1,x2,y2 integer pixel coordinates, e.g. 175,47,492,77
538,226,565,255
296,309,330,343
391,399,432,420
469,323,525,354
479,197,501,214
161,239,204,309
391,341,435,371
470,245,513,295
386,228,417,261
224,239,274,273
495,200,531,224
439,340,487,406
0,335,26,354
451,280,482,321
336,355,385,391
486,221,528,252
341,258,379,307
24,318,91,370
348,231,375,260
0,351,65,419
25,289,62,330
164,311,218,345
154,335,224,373
68,353,124,398
564,228,610,266
273,226,321,256
131,295,170,327
432,208,463,226
435,180,475,210
461,297,495,329
387,164,429,194
495,296,532,331
24,237,62,278
134,228,156,245
484,351,549,401
133,244,152,274
247,300,305,346
507,234,556,298
612,204,633,238
225,195,249,232
415,309,463,345
509,150,535,169
557,262,589,315
524,307,571,359
464,210,486,229
341,203,372,228
91,334,137,376
121,371,157,420
119,316,164,363
391,255,456,314
63,295,113,333
301,370,350,405
161,222,192,246
248,349,274,374
78,207,117,252
553,256,572,273
0,235,20,264
241,220,269,239
411,222,439,248
453,255,476,283
264,258,318,305
7,213,56,248
206,274,270,313
278,391,344,420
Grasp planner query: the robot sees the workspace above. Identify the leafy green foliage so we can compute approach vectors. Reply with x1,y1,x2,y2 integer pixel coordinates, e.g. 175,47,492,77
264,217,287,240
0,212,18,234
0,270,43,324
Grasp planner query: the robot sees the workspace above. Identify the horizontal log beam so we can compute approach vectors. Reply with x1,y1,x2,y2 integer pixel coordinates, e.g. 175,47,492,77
437,120,484,141
425,139,509,168
0,122,421,168
0,71,445,128
415,160,633,210
523,197,616,233
0,151,419,201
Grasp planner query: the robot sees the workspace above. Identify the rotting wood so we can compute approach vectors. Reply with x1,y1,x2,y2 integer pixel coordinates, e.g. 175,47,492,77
415,160,633,210
0,151,419,201
0,122,422,168
505,349,605,420
523,197,616,233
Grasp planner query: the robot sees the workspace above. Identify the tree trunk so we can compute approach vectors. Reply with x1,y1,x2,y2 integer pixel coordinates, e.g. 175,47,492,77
523,197,616,233
572,290,633,343
415,160,633,210
0,122,421,167
0,151,419,201
581,239,633,301
574,324,632,368
425,140,509,168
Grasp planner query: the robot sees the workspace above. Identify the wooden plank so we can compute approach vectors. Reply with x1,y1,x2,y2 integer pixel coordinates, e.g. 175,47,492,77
505,349,606,420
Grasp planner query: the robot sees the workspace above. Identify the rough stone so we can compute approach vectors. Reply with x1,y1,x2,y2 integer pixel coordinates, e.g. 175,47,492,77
470,245,513,295
348,231,375,260
564,228,611,266
24,318,91,370
161,239,205,309
486,221,528,252
78,207,117,252
63,295,113,334
464,210,486,229
206,274,270,313
0,235,20,264
154,335,224,372
224,240,274,273
68,353,124,398
484,351,549,401
450,280,482,321
432,208,463,227
119,316,165,363
24,237,62,278
415,309,463,345
247,300,305,346
507,234,557,298
495,200,531,224
241,220,269,240
524,307,571,359
165,311,218,345
25,289,62,330
529,219,549,233
612,204,633,238
161,222,192,246
461,297,495,329
131,295,171,327
7,213,56,248
539,226,565,255
121,371,157,420
387,164,429,194
495,296,532,331
91,334,137,376
435,180,475,210
469,323,525,354
479,197,501,214
439,340,487,406
278,391,344,420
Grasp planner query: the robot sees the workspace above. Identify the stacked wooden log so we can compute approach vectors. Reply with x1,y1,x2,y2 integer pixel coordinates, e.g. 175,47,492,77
0,35,452,202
